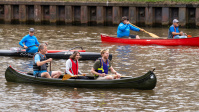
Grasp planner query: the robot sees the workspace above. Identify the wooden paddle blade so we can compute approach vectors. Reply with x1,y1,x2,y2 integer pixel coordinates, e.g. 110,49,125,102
149,33,159,38
62,74,72,80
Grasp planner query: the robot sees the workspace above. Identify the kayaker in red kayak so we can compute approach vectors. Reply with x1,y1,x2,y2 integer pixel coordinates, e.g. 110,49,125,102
117,16,144,39
91,48,121,80
168,19,187,39
33,44,62,78
65,51,88,79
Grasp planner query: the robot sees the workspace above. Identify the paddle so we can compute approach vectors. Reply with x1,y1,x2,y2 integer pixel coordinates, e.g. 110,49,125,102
27,44,40,48
62,74,86,80
49,62,51,72
130,23,160,38
10,44,40,52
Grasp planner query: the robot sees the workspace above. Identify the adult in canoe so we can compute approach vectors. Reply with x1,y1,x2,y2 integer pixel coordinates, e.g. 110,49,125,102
91,49,121,80
117,16,144,39
168,19,187,39
65,51,88,79
33,44,62,78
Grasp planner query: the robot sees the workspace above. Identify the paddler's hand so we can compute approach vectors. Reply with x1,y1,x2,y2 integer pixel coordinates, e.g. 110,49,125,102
180,31,184,36
100,73,106,77
24,45,28,49
47,58,52,62
115,73,121,79
184,33,187,36
126,21,129,25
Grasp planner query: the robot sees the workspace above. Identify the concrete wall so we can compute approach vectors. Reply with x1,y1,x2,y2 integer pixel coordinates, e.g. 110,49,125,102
0,1,199,27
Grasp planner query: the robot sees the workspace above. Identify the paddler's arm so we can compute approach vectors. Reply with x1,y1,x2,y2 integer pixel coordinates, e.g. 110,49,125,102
172,32,183,36
170,26,183,36
19,36,28,49
109,66,117,74
65,59,74,76
129,23,144,32
78,69,82,75
91,60,106,77
91,67,105,77
109,66,121,78
36,58,52,67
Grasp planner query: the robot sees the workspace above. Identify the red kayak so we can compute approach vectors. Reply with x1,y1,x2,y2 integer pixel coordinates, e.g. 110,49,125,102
101,35,199,46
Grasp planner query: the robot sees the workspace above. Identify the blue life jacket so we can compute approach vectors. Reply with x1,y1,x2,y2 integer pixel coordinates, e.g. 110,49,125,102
168,25,180,38
96,58,109,76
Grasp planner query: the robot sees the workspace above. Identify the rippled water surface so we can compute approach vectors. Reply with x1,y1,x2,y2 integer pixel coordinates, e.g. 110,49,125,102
0,24,199,111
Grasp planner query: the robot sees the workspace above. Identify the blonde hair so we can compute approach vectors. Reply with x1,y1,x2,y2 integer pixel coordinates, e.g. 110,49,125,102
100,48,109,55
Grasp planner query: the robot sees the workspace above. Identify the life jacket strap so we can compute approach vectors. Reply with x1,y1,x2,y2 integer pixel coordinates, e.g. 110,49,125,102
173,26,176,38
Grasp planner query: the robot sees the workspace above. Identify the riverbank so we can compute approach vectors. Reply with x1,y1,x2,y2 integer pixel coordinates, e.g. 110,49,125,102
0,0,199,27
1,0,199,3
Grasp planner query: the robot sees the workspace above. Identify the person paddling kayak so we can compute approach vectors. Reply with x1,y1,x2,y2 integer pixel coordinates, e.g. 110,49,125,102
168,19,187,39
91,48,121,80
19,28,47,53
117,16,144,39
33,44,61,78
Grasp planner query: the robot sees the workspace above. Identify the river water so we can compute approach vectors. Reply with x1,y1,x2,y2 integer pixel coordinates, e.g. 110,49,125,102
0,24,199,111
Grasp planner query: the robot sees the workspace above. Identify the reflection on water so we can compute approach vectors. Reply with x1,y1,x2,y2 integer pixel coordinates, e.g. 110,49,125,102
0,25,199,111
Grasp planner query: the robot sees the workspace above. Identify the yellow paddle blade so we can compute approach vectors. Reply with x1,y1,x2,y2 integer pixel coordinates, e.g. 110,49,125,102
148,33,159,38
62,74,72,80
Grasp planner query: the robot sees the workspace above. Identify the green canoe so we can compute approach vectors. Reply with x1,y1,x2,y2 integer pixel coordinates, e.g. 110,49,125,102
5,66,157,90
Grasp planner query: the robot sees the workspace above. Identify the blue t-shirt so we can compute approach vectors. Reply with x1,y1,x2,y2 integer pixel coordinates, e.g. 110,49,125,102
19,34,40,47
168,25,180,38
33,54,47,75
117,22,140,37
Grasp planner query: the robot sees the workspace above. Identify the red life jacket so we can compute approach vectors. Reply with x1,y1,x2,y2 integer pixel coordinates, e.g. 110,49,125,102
69,59,78,75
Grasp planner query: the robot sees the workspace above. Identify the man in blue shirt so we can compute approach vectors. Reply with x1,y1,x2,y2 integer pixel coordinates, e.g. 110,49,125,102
168,19,187,39
19,28,40,53
117,16,144,39
33,44,62,78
